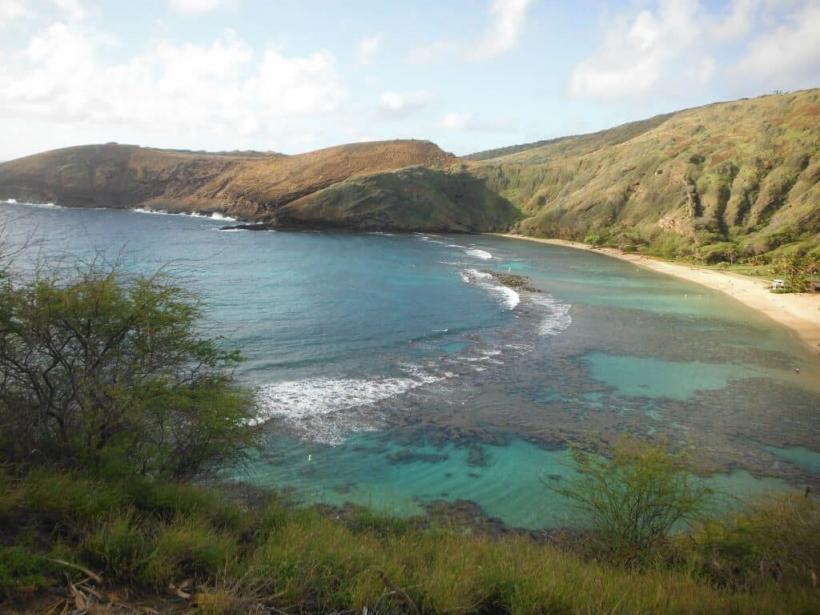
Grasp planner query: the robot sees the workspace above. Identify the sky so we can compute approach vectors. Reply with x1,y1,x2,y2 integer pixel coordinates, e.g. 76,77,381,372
0,0,818,160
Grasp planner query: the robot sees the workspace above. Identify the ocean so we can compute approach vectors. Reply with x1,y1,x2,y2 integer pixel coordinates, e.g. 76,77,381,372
2,201,818,528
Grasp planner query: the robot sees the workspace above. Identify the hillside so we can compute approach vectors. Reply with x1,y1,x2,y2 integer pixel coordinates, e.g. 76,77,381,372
463,112,675,162
276,166,518,232
470,90,820,261
1,91,818,256
0,140,494,230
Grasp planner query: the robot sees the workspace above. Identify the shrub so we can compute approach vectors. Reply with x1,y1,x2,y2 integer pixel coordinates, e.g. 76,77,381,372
126,480,246,531
0,547,51,600
20,469,129,524
346,507,414,538
584,229,612,247
0,265,261,479
553,439,712,561
771,252,819,292
689,492,820,589
82,512,152,584
698,242,741,264
142,517,237,587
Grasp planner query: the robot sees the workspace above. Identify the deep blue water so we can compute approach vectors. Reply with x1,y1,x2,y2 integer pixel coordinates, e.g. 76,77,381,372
2,202,819,528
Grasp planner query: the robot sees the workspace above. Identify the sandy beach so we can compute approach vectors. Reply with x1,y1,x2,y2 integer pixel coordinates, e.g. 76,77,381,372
492,234,820,357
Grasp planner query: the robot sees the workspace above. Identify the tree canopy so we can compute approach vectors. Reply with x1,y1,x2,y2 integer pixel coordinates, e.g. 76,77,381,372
0,265,260,479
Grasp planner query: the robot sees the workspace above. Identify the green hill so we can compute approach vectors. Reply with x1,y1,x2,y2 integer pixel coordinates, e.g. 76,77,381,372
469,90,819,261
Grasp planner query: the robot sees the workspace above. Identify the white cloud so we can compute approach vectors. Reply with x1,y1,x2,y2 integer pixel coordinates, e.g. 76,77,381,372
736,2,820,89
568,0,820,101
168,0,236,13
710,0,758,41
377,90,431,119
411,0,535,63
0,0,28,28
568,0,703,100
471,0,534,60
356,33,383,65
0,22,347,152
441,112,472,130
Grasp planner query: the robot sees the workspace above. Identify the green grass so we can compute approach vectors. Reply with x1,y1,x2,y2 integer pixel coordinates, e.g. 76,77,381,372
0,469,818,613
0,547,52,600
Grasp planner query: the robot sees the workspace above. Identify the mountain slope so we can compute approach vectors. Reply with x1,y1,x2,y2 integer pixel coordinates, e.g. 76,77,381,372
469,90,820,260
275,166,518,232
0,139,468,225
463,111,675,162
0,91,817,255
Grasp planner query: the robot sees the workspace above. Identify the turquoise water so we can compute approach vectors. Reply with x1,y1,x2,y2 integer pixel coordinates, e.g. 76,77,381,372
764,445,820,475
2,201,818,528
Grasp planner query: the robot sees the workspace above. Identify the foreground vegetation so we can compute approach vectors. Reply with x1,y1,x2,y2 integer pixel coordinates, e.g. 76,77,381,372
0,261,817,613
1,468,818,614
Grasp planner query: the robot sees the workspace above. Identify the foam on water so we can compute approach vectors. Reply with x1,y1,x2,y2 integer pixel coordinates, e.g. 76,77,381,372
459,268,520,310
132,207,236,222
256,364,449,443
465,248,493,260
208,212,237,221
3,199,60,208
531,293,573,336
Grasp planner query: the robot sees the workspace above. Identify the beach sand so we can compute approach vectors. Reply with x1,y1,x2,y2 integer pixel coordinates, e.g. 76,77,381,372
492,234,820,357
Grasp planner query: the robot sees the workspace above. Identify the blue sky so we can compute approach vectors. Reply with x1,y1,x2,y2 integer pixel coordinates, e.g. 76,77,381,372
0,0,818,160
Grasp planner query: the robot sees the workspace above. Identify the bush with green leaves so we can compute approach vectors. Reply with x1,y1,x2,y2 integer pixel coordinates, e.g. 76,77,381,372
689,492,820,590
553,439,712,561
771,252,819,292
0,546,52,600
0,265,260,479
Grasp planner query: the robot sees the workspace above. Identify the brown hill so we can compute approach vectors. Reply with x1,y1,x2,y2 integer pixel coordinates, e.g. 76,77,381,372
0,139,459,222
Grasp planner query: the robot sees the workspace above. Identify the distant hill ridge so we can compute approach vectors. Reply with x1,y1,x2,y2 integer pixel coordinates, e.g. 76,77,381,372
1,90,818,257
463,112,676,162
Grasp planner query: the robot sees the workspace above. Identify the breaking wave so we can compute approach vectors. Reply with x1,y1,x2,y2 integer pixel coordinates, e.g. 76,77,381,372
531,294,573,336
459,268,520,310
3,199,60,208
464,248,493,260
132,208,236,222
255,366,450,444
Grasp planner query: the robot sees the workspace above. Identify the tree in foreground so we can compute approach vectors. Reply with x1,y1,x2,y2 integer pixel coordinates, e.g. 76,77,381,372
0,264,260,479
554,438,712,561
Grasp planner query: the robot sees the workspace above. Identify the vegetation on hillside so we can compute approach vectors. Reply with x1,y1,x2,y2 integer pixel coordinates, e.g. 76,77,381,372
0,258,817,613
276,166,520,232
1,468,818,614
471,90,820,264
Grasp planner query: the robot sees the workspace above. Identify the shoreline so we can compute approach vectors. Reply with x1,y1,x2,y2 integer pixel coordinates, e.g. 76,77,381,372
490,233,820,357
